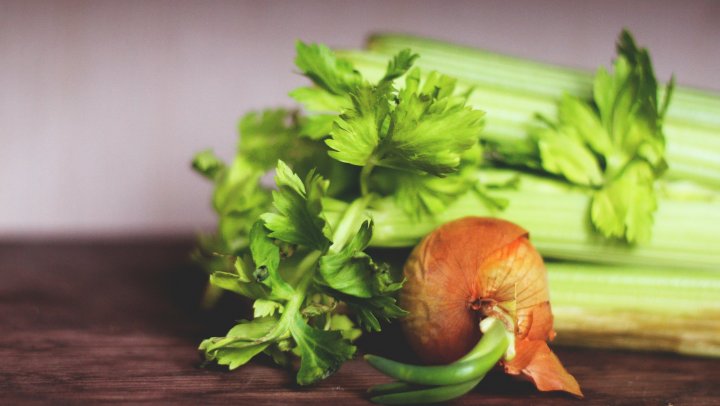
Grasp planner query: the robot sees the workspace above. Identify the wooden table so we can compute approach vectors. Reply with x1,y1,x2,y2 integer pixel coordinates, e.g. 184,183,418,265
2,240,718,404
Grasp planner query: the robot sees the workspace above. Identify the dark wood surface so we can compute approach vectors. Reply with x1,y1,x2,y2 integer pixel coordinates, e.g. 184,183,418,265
1,240,718,405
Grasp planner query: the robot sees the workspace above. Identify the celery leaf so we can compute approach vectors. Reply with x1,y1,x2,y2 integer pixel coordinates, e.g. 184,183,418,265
591,161,657,243
211,157,271,252
290,313,356,385
199,317,277,370
192,149,225,180
318,220,375,298
295,41,362,95
325,67,484,175
209,271,268,299
326,86,386,166
381,48,418,82
261,160,332,251
290,87,351,112
379,69,485,175
532,30,672,243
249,221,295,299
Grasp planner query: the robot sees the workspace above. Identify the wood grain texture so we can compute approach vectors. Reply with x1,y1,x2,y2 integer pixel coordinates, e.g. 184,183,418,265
1,240,719,404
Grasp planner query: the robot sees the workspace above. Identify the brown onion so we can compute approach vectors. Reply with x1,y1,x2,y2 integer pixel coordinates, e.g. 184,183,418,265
400,217,582,397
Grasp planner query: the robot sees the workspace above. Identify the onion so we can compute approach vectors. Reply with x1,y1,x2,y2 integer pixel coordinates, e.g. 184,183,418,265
400,217,582,397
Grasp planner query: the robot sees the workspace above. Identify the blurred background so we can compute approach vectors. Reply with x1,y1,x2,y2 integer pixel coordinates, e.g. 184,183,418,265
2,0,719,238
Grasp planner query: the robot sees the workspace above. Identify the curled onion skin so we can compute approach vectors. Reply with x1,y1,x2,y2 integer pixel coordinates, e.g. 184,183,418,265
400,217,582,397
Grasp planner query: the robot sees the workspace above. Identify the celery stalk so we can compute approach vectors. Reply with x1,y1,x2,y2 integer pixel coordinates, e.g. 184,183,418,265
323,170,720,270
339,39,720,189
548,262,720,357
366,34,720,126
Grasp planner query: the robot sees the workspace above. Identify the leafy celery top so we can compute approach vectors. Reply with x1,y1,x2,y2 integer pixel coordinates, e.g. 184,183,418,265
192,42,485,384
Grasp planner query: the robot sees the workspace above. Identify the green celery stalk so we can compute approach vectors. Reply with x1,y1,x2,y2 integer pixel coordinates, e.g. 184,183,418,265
339,38,720,189
323,170,720,271
366,34,720,127
548,262,720,357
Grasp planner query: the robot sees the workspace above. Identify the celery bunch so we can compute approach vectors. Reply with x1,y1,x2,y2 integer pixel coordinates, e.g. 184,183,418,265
193,29,720,379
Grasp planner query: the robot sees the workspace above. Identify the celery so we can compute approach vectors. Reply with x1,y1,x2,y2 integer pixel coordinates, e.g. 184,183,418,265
548,262,720,357
340,36,720,189
194,35,720,362
324,170,720,271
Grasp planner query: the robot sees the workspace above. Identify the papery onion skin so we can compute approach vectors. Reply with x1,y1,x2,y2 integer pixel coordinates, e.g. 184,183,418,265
400,217,582,397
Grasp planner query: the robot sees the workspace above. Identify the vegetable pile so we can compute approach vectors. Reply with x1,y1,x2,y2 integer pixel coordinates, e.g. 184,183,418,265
192,29,720,400
341,31,720,357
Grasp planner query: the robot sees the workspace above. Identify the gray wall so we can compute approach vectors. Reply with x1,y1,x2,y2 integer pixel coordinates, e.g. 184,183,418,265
2,0,718,237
